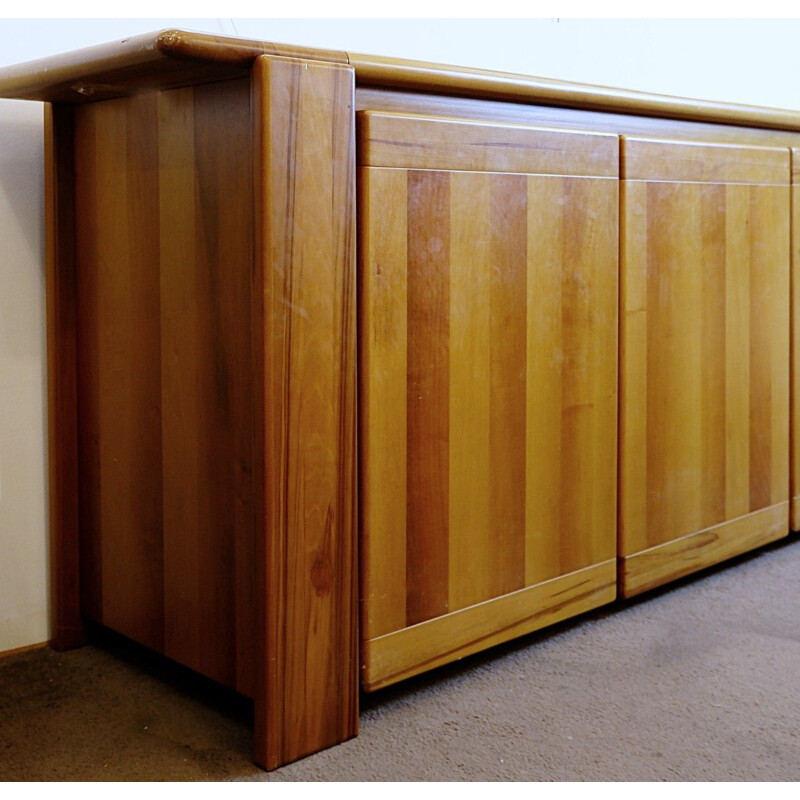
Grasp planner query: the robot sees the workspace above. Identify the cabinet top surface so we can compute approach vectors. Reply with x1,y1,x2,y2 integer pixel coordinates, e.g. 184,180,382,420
1,28,799,132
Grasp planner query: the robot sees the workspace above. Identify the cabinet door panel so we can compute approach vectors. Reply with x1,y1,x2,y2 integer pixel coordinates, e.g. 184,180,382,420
619,137,790,597
359,112,619,690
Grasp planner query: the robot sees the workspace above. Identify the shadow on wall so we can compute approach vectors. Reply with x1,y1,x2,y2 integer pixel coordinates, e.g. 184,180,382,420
0,98,49,653
0,100,45,359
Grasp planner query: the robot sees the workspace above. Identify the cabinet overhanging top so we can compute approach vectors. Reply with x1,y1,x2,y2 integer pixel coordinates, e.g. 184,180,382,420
1,28,799,132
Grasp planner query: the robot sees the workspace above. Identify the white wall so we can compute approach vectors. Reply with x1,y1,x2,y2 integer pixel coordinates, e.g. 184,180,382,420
1,18,799,652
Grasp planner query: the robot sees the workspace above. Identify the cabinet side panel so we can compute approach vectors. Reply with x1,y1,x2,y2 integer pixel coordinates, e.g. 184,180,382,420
158,79,255,694
73,78,256,692
75,95,165,652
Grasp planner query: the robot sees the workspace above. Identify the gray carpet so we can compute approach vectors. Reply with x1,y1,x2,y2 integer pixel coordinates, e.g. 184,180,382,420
2,537,800,781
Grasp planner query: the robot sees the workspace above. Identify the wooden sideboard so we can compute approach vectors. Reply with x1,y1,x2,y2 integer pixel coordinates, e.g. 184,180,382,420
1,29,799,770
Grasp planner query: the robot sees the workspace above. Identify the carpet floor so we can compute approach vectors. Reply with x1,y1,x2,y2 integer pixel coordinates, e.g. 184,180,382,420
2,537,800,781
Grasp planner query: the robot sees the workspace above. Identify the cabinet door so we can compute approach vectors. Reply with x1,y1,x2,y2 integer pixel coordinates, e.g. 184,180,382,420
359,112,619,690
619,137,790,597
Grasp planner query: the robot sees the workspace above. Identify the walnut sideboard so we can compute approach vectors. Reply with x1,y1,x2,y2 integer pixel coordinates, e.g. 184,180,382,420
1,30,799,770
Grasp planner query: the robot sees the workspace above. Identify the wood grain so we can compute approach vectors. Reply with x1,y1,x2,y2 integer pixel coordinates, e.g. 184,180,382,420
621,503,789,598
359,114,618,690
0,29,348,104
621,136,789,183
356,87,800,151
72,78,255,690
44,103,85,651
6,29,800,131
363,560,616,691
252,55,358,770
359,168,408,639
75,92,165,653
359,111,618,175
157,79,255,693
406,170,451,626
619,136,790,592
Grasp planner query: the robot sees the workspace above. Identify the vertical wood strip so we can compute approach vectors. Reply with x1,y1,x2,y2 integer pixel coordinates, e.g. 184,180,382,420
646,182,703,548
44,103,86,651
748,186,774,511
448,171,492,610
196,79,254,694
587,178,619,570
524,176,564,584
619,179,648,558
253,55,357,770
158,86,202,678
560,178,596,571
725,185,752,520
752,183,790,509
406,169,450,625
73,105,101,626
359,167,409,639
488,174,527,597
73,105,102,626
560,177,618,572
159,79,255,694
75,96,165,651
699,184,727,530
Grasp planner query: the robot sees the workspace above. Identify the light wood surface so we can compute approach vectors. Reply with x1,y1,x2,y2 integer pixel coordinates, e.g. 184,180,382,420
620,503,788,597
252,55,358,770
363,560,616,692
5,29,800,131
621,136,789,183
619,136,790,594
72,78,255,689
359,110,618,175
0,29,348,103
44,103,85,652
359,113,618,685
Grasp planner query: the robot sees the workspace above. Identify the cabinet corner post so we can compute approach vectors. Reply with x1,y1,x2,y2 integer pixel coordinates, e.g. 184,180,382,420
251,54,358,770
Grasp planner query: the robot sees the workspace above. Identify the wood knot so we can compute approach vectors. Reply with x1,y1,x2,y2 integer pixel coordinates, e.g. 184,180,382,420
310,553,333,596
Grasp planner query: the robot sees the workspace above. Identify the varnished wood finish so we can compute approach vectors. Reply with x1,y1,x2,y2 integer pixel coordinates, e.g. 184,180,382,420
359,113,618,687
6,29,800,131
14,28,800,771
252,56,358,770
621,504,788,596
356,87,800,149
157,80,255,694
44,103,85,652
792,149,800,531
619,136,790,596
0,29,348,104
621,137,790,183
349,52,800,133
364,560,615,691
359,110,618,175
73,78,255,690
